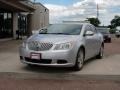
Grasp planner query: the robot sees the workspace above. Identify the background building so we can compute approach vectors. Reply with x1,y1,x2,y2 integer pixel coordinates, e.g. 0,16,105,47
0,0,49,39
31,3,49,31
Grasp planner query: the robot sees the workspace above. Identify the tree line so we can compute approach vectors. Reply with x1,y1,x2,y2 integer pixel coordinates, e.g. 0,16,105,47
86,16,120,33
86,16,120,28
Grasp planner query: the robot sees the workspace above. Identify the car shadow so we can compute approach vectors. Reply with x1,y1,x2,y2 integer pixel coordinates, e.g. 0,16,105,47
22,65,75,74
22,57,101,74
84,57,99,66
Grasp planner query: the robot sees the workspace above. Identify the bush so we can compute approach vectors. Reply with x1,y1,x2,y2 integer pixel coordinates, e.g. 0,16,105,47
109,29,116,34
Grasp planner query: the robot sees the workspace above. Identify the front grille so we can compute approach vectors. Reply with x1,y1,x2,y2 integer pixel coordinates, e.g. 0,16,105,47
25,57,52,64
28,41,53,51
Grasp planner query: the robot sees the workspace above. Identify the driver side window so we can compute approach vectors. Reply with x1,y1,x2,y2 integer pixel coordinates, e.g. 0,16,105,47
84,25,92,34
83,25,95,36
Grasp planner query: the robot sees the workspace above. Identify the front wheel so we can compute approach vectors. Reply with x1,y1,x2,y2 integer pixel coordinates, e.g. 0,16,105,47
96,45,104,59
27,64,36,67
116,35,120,38
73,49,84,71
108,38,111,43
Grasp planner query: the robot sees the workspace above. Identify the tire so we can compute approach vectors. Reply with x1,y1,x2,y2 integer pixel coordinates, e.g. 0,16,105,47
73,49,84,71
96,45,104,59
27,64,36,67
108,38,111,43
116,35,120,38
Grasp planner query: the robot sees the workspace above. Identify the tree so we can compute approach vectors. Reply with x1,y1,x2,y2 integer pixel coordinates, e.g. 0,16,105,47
110,15,120,29
86,18,101,27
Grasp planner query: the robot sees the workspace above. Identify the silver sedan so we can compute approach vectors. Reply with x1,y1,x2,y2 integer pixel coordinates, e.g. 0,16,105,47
19,23,104,70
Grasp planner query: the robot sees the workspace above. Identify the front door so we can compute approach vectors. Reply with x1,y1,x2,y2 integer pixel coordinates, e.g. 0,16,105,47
84,25,97,59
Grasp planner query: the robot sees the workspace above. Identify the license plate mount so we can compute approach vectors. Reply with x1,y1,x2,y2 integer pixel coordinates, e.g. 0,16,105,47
30,53,41,60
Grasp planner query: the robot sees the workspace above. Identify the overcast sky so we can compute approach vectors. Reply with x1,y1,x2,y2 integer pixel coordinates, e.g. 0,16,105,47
34,0,120,26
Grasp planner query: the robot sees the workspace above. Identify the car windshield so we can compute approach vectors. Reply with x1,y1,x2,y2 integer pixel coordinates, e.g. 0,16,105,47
98,28,110,34
39,24,83,35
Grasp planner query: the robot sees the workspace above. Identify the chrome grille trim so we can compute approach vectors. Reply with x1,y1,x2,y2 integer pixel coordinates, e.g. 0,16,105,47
28,41,53,51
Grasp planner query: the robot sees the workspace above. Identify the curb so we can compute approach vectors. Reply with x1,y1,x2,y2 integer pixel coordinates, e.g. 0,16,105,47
0,72,120,81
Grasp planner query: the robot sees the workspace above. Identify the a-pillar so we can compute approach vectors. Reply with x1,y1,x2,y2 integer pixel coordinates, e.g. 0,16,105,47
27,13,33,37
13,13,18,39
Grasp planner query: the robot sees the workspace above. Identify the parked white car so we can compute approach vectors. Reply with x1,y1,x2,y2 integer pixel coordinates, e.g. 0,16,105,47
19,23,104,70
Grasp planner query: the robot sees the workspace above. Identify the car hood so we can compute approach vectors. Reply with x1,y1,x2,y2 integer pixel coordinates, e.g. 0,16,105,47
27,34,79,44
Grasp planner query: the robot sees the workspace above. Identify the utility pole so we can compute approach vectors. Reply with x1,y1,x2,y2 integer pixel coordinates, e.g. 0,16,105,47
97,4,99,19
34,0,36,5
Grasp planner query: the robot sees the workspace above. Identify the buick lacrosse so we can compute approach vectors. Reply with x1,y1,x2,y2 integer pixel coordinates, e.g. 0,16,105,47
19,23,104,70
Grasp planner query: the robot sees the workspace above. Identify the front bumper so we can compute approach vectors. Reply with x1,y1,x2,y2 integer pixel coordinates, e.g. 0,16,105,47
19,46,77,67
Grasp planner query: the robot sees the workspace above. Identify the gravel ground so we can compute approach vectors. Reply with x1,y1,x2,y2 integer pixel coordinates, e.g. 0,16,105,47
0,78,120,90
104,37,120,57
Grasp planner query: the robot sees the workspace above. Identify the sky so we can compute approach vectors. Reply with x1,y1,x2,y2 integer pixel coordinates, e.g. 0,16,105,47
34,0,120,26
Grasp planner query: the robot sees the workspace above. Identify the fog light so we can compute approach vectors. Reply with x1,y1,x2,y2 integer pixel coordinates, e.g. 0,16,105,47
57,60,67,64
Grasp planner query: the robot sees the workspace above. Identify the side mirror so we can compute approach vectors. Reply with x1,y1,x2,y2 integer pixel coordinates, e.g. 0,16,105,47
84,31,94,36
39,29,47,34
32,30,39,35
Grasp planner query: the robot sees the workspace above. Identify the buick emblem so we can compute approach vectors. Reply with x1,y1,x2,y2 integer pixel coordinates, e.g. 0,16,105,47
34,42,41,51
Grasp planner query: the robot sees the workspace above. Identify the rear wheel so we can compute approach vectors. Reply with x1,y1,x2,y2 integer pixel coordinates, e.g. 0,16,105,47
73,49,84,71
96,45,104,59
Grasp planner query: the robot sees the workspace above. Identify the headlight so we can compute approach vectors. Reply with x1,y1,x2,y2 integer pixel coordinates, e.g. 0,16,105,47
54,42,74,50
